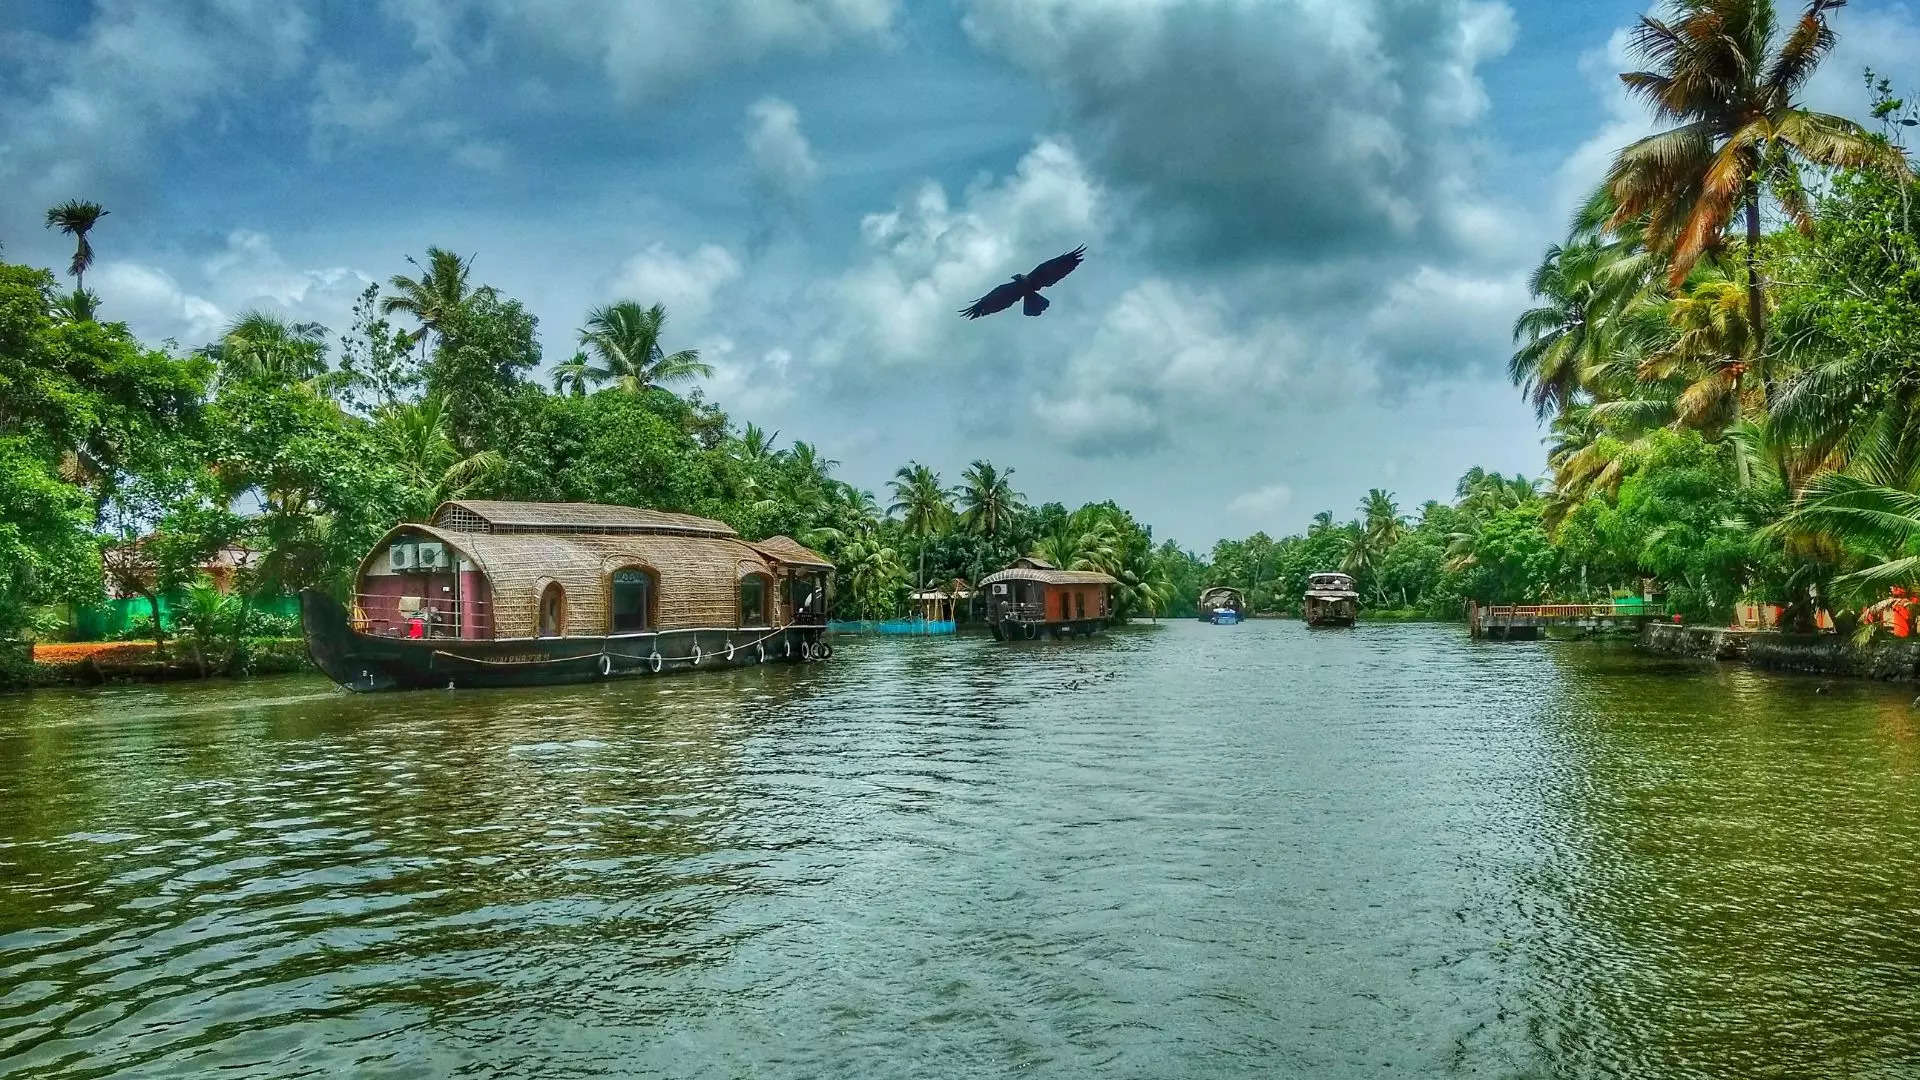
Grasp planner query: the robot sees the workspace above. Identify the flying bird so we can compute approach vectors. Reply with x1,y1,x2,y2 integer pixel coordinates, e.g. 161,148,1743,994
958,246,1086,319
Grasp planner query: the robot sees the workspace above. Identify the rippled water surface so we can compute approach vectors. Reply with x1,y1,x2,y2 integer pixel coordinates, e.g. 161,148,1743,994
4,621,1920,1077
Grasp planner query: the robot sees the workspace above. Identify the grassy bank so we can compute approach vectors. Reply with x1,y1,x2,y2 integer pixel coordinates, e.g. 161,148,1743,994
3,638,314,691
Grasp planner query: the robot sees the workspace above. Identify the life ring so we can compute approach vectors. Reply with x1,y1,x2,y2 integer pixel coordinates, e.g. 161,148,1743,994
600,654,612,677
690,644,703,666
757,642,766,663
648,651,663,673
816,641,833,660
1023,623,1038,640
784,639,793,658
726,640,736,662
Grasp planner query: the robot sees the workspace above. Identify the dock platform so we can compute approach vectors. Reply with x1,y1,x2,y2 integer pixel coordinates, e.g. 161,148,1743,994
1469,603,1665,640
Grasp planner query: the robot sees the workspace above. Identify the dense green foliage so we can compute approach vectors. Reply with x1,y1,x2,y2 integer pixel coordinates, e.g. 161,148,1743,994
0,234,1192,649
1499,9,1920,631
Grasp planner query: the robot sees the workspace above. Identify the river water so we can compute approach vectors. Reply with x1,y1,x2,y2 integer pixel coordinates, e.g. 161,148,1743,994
2,621,1919,1078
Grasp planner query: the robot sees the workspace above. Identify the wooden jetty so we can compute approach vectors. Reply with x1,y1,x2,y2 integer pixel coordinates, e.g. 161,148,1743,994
1469,602,1666,640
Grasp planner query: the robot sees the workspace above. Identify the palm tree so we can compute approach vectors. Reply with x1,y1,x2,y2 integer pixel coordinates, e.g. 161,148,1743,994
550,351,594,396
889,462,953,537
1605,0,1903,363
51,288,101,324
958,460,1024,537
381,248,495,358
1634,272,1761,441
375,393,505,512
1306,511,1335,538
578,301,711,394
44,200,108,294
210,312,330,385
736,423,783,464
1358,489,1405,549
1031,507,1122,573
788,441,838,488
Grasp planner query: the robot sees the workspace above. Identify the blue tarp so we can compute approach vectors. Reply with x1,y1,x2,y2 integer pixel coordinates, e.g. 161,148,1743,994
829,619,957,635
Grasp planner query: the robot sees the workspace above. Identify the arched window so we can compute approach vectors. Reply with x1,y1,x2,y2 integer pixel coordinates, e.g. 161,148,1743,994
538,582,567,637
610,567,656,633
740,574,770,627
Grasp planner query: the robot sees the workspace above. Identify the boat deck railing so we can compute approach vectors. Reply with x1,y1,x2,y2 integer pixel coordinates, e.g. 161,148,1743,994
350,593,494,639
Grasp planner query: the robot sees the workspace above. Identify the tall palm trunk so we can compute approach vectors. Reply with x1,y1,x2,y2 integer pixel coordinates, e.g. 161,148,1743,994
1745,181,1767,397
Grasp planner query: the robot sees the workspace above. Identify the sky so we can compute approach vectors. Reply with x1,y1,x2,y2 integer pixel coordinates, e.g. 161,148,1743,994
4,0,1917,552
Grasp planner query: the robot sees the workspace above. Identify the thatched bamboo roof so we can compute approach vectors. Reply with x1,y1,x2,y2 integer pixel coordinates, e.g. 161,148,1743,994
1199,586,1244,608
431,500,736,537
746,535,834,569
980,565,1117,587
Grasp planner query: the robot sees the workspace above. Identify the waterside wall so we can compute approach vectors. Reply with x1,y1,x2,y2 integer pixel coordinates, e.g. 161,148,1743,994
1640,623,1920,681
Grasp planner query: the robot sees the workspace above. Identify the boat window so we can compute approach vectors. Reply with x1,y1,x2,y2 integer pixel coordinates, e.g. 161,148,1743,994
610,568,654,633
538,582,566,637
741,576,768,626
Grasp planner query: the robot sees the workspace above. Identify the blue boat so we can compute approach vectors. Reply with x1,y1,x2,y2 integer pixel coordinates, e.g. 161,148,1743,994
1197,586,1246,625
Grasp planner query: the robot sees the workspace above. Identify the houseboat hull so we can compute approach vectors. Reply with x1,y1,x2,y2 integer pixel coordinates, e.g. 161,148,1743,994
989,617,1108,641
302,591,829,693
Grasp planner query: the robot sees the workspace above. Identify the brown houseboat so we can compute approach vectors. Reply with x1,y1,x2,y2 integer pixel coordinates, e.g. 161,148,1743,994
981,557,1117,640
1303,571,1359,627
301,500,833,692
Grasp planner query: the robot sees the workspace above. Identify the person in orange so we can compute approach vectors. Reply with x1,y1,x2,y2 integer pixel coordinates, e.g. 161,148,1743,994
1890,587,1912,638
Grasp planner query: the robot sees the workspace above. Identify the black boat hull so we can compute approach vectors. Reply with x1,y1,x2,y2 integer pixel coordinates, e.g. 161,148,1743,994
301,591,830,693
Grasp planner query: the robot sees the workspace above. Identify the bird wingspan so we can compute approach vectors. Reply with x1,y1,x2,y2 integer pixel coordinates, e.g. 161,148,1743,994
958,280,1026,319
1025,245,1086,289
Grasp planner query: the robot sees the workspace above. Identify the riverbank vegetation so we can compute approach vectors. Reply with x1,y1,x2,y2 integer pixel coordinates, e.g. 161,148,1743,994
8,0,1917,669
2,229,1201,675
1202,3,1920,629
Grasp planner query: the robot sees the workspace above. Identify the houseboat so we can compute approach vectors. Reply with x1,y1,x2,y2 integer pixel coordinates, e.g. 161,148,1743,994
981,557,1117,640
1303,571,1359,627
1197,586,1246,624
300,500,834,692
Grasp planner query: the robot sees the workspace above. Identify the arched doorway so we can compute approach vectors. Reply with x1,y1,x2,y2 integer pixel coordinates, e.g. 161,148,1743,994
538,581,567,637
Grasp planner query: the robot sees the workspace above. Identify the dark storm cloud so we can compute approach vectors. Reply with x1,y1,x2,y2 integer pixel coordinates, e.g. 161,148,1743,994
960,0,1517,261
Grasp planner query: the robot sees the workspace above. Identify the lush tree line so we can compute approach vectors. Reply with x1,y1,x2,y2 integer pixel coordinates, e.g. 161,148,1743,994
1500,1,1920,629
1,224,1188,661
1195,2,1920,629
11,0,1917,655
1182,469,1562,619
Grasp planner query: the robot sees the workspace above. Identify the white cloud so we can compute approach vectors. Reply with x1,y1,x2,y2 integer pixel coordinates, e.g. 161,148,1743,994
1227,483,1294,519
89,263,227,345
745,97,820,206
1032,278,1340,456
822,136,1105,368
607,243,744,326
89,231,373,349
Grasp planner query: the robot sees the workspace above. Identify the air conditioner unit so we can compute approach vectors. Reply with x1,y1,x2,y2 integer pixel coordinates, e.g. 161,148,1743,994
992,583,1009,595
388,542,417,571
416,542,449,570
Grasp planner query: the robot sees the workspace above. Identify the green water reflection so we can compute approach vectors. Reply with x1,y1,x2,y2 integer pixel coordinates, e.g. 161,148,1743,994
0,624,1916,1077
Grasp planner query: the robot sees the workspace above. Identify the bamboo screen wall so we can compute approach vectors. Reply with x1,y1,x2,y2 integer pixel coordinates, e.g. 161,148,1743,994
357,524,822,638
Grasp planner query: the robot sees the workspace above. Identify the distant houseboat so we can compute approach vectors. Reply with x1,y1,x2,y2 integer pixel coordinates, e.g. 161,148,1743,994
1303,571,1359,627
301,500,834,692
981,557,1116,640
1197,586,1246,624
